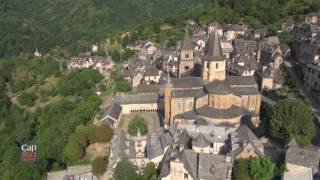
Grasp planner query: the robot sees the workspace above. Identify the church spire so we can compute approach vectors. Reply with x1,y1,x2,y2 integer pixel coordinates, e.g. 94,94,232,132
181,31,193,50
204,30,224,61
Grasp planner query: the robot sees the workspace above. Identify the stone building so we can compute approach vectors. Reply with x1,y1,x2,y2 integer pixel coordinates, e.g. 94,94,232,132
158,124,264,180
164,31,261,128
305,12,320,25
283,139,320,180
281,19,294,32
259,38,284,70
178,32,195,77
304,60,320,97
223,24,247,41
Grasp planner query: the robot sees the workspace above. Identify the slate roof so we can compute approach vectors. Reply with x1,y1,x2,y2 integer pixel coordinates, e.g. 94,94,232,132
171,77,202,89
204,30,225,61
174,110,197,120
181,32,193,50
137,84,160,94
233,39,258,55
192,133,210,147
225,76,257,87
102,102,122,121
144,66,160,76
175,130,191,145
172,89,202,98
160,132,174,148
231,125,264,156
108,131,135,169
204,76,259,96
180,150,198,179
204,81,234,95
114,94,158,105
196,105,243,120
227,62,257,75
198,153,230,180
285,138,320,170
146,133,164,159
177,124,237,143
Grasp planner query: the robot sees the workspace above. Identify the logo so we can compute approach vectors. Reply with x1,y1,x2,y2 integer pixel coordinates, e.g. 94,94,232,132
21,144,37,162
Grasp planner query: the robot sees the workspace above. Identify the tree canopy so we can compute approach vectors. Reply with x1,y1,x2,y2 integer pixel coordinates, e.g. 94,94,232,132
128,116,148,136
91,156,108,176
113,160,157,180
114,160,140,180
233,157,275,180
267,99,315,147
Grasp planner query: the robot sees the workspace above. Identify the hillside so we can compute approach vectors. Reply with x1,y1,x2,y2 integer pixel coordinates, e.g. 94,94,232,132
0,0,205,58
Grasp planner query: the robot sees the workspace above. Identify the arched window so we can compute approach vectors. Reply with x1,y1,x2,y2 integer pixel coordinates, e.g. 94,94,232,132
216,63,219,69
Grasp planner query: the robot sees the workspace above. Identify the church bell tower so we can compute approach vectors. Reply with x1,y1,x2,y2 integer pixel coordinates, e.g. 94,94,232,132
202,30,226,82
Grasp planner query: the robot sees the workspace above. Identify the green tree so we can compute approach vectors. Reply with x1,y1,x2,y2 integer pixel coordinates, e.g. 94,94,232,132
114,160,140,180
128,116,148,136
232,159,251,180
249,156,275,180
78,124,113,144
114,79,132,92
122,49,135,61
110,50,121,63
122,36,129,48
18,92,38,107
267,99,315,147
91,156,108,176
142,162,157,180
64,141,85,161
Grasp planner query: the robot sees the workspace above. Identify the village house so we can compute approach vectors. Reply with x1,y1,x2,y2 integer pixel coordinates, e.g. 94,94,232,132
143,41,157,56
258,37,284,70
283,139,320,180
304,59,320,98
220,37,233,59
281,19,294,32
232,39,259,57
107,122,265,180
34,48,41,57
227,54,258,76
66,53,114,75
305,12,320,25
208,22,224,37
251,28,267,39
223,23,247,41
144,66,163,84
158,124,264,180
91,43,98,52
255,65,284,90
292,22,320,61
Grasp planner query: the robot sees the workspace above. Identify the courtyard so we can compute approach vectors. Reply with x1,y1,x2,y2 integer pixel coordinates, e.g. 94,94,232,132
118,112,161,133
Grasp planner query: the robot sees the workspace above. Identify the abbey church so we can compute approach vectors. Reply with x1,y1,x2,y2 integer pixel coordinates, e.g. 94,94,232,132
164,30,261,128
102,30,262,130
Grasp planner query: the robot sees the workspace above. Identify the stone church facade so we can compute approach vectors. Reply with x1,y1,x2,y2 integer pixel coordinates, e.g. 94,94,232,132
165,31,261,128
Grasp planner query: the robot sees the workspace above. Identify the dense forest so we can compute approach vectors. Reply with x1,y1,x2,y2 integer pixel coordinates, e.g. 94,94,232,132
1,0,319,58
0,0,320,179
0,0,206,58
